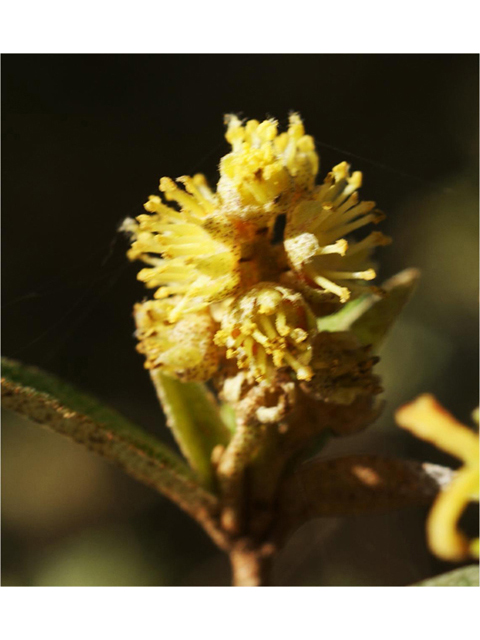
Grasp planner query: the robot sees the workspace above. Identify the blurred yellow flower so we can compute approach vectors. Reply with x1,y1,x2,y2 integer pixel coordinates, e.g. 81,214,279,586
396,394,479,562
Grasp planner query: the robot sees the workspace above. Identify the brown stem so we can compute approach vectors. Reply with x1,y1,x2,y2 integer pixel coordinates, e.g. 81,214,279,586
229,541,276,586
217,419,267,535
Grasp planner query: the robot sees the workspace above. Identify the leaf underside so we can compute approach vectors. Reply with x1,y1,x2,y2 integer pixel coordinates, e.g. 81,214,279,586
413,565,479,587
275,454,454,541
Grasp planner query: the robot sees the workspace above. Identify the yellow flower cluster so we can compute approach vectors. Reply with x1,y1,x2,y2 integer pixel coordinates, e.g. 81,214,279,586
396,395,479,562
214,283,317,382
285,162,390,304
123,177,242,322
124,114,389,389
218,114,318,223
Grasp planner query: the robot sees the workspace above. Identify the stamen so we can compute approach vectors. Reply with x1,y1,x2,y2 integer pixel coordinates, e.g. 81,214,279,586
275,310,289,336
243,335,255,359
257,315,279,341
316,239,348,256
256,345,267,376
282,351,313,381
251,329,269,346
323,212,379,242
159,177,206,217
193,174,216,201
323,269,376,281
336,201,376,225
164,244,214,257
178,176,215,213
345,232,391,255
335,192,359,216
313,275,350,302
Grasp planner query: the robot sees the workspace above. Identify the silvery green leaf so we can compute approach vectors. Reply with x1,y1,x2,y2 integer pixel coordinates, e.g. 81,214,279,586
414,565,479,587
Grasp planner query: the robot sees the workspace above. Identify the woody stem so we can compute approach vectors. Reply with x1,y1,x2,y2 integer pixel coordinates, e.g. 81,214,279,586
217,418,267,535
229,541,275,586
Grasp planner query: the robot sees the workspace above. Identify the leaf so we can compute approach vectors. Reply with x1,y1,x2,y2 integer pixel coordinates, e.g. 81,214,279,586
1,358,221,536
219,402,237,433
275,454,454,542
149,370,230,488
317,268,420,348
316,295,371,333
350,269,420,347
414,565,479,587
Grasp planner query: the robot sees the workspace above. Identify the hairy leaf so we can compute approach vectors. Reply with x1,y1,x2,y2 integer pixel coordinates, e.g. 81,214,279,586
1,358,221,536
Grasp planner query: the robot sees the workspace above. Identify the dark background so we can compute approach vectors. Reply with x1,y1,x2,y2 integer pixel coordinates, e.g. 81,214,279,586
2,54,479,586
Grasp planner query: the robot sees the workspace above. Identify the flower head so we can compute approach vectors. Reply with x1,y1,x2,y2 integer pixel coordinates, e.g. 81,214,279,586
285,162,390,303
124,113,391,386
214,283,317,382
134,298,221,381
123,176,242,321
396,395,479,562
218,114,319,225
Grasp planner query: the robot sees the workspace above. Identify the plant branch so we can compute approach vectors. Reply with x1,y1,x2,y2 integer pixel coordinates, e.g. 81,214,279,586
229,540,276,586
217,418,268,535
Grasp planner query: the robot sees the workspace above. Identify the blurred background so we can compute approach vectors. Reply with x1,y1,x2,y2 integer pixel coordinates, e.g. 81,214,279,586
2,54,478,586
